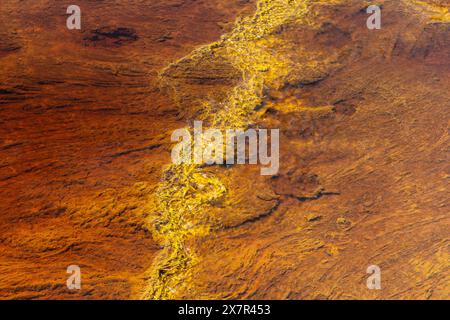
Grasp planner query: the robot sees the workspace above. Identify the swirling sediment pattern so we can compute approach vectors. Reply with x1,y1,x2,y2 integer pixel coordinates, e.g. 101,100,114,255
143,0,322,300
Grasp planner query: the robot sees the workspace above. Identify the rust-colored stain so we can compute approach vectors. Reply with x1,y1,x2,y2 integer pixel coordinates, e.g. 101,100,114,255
0,0,448,300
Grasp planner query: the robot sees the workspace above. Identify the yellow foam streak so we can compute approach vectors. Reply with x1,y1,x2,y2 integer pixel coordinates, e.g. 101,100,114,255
143,0,319,300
